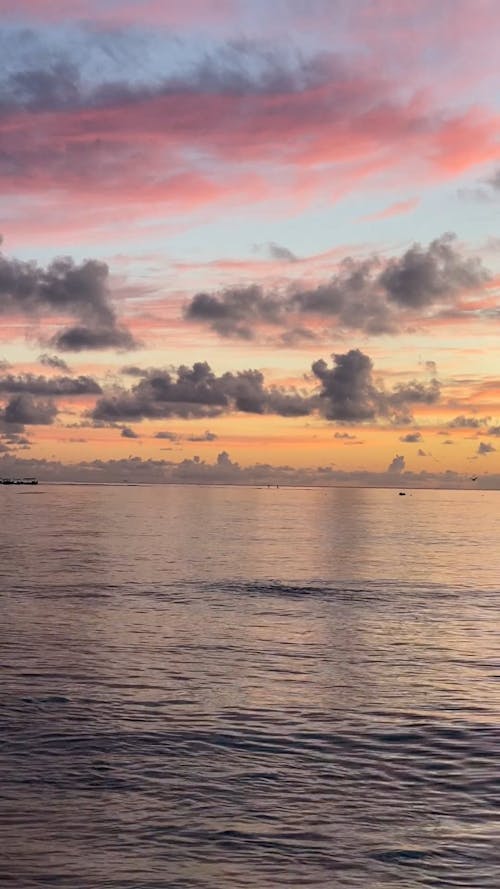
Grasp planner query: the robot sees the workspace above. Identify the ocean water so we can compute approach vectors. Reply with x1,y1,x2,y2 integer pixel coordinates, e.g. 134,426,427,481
1,484,499,888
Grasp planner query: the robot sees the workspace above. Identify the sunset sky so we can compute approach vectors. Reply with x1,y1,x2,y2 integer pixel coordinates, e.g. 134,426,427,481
1,0,499,486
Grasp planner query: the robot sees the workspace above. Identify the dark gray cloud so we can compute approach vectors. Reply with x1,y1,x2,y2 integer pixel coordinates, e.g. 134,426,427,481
0,246,137,352
0,59,81,114
52,324,136,352
185,264,395,339
311,349,440,423
378,233,487,308
184,285,283,339
121,426,139,439
0,373,101,396
312,350,379,421
185,235,488,341
280,327,319,346
154,430,180,441
186,430,218,442
121,365,146,377
0,420,31,451
447,415,486,429
90,361,314,422
334,432,357,439
486,425,500,437
91,363,229,421
292,257,395,334
90,351,439,427
388,380,440,424
400,431,423,442
388,454,405,473
268,242,298,262
2,394,58,425
38,353,70,371
478,441,496,455
0,418,24,435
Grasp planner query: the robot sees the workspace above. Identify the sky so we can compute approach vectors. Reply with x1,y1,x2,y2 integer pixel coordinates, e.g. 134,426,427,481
0,0,499,486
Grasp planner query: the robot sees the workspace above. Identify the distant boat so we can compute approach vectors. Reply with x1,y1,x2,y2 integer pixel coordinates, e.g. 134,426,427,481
0,477,38,486
398,491,406,496
470,476,478,482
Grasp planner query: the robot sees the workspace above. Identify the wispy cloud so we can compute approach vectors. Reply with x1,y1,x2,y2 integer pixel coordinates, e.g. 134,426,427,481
360,198,419,222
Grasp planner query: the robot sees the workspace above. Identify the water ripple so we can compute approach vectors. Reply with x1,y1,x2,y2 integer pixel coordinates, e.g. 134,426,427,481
1,486,500,887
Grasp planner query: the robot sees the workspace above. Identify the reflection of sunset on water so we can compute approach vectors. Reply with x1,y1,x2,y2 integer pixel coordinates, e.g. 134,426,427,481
2,483,499,886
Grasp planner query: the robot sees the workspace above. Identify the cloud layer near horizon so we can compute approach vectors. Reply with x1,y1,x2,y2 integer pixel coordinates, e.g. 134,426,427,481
0,448,498,490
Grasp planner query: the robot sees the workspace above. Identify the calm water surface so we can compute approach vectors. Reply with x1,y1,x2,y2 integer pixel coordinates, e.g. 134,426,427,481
1,485,499,888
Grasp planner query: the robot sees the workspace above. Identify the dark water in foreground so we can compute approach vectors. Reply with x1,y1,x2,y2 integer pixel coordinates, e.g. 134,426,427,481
1,485,499,888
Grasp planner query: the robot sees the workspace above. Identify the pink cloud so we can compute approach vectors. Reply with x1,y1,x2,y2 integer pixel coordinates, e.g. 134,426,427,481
360,197,419,222
432,109,500,174
0,0,235,26
3,75,496,173
1,52,498,241
355,0,500,90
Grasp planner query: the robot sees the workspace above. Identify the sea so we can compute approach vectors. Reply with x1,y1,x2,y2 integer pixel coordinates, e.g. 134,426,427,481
1,484,499,888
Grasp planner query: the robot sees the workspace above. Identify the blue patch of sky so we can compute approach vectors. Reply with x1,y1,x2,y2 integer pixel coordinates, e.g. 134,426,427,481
0,17,393,100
